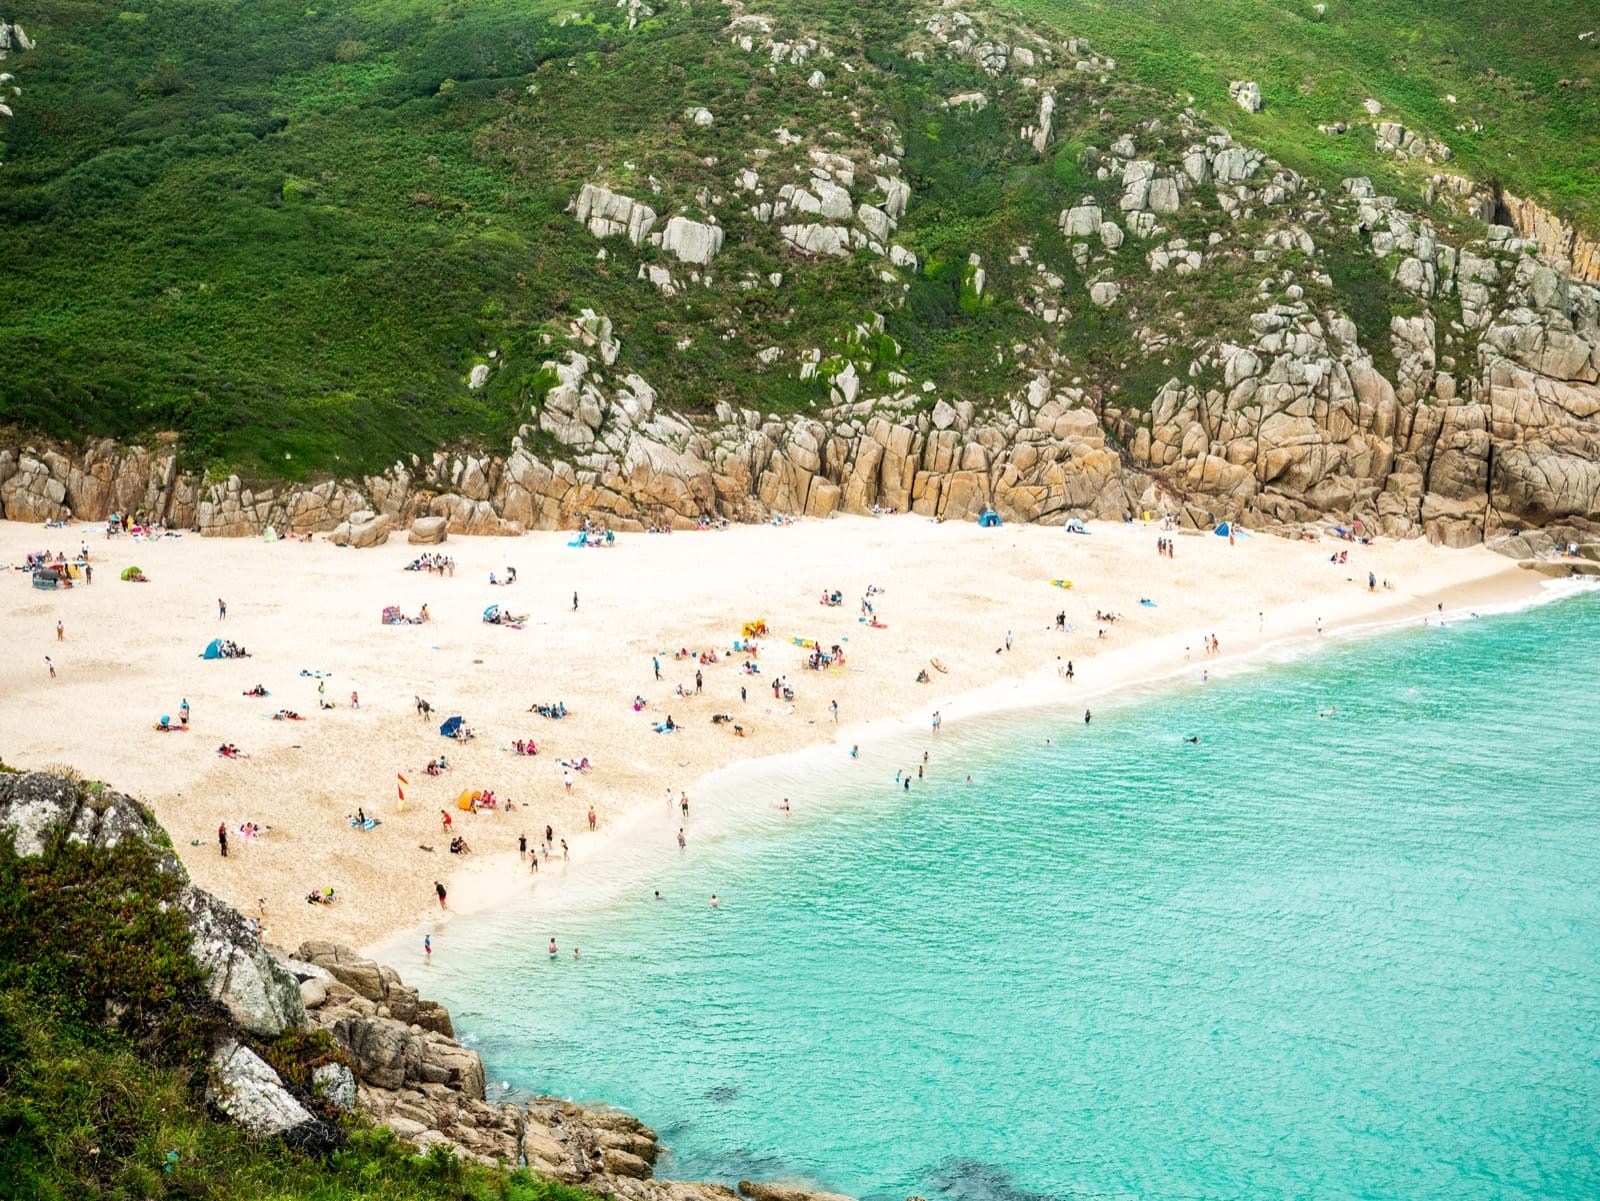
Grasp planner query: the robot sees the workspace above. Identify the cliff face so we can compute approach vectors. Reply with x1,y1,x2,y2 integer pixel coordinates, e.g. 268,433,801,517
4,232,1597,547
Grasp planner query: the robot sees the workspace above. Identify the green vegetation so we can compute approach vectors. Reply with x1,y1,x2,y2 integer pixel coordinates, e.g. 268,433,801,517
0,0,1593,479
0,801,597,1201
1009,0,1600,225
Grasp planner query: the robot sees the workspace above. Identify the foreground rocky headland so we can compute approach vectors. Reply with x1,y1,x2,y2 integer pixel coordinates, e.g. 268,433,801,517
0,768,853,1201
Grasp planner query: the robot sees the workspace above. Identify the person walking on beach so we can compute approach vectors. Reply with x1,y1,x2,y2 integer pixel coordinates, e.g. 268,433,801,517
45,656,55,679
218,598,227,620
561,839,569,861
180,698,190,726
56,620,63,642
1005,630,1013,652
572,591,579,612
1084,708,1092,724
695,669,703,695
653,656,661,681
435,881,447,909
831,699,839,723
441,809,453,833
424,934,432,960
217,823,228,858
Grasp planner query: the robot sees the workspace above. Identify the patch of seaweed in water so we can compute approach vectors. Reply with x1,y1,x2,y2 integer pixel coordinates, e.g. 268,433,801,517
923,1159,1066,1201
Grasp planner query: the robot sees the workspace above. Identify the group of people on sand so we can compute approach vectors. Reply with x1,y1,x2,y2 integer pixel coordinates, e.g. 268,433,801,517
218,743,247,758
425,754,451,775
511,738,538,756
1155,537,1177,558
405,553,455,575
528,701,567,719
803,644,845,671
210,639,250,659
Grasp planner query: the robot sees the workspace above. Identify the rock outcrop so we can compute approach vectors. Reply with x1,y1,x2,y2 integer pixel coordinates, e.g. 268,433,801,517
0,771,308,1038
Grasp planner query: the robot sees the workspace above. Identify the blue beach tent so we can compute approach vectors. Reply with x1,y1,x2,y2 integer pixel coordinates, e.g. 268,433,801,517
978,510,1002,528
202,638,225,659
1214,522,1231,537
439,715,464,738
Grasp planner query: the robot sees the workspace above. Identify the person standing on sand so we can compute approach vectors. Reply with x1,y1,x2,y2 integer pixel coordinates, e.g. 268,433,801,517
572,591,579,611
831,699,839,722
677,828,686,849
180,698,190,726
56,620,63,642
441,809,453,833
435,881,447,909
654,656,661,681
218,598,227,620
588,805,597,830
1085,708,1092,724
695,669,703,695
217,823,228,858
45,656,55,679
518,833,527,860
681,794,689,820
563,770,573,792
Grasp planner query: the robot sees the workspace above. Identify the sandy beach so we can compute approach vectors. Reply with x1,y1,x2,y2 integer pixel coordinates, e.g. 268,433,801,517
0,516,1537,950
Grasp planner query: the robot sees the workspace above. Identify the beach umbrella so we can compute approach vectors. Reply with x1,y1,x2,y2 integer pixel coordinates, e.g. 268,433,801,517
439,715,463,738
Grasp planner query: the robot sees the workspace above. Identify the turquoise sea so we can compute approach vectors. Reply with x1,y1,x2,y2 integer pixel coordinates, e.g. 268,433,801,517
415,585,1600,1201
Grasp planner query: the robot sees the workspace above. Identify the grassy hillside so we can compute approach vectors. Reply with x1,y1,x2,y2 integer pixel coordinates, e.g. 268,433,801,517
0,0,1593,480
0,775,596,1200
1010,0,1600,224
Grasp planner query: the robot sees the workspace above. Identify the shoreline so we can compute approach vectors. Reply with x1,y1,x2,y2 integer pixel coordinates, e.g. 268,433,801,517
368,556,1558,957
0,514,1547,958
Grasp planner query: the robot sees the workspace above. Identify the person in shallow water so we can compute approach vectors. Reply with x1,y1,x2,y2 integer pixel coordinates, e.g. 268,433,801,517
548,937,558,958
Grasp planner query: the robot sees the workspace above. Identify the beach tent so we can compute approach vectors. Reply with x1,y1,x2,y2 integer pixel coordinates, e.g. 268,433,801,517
32,569,61,590
439,715,464,738
483,604,500,623
202,638,225,660
1064,518,1088,534
121,565,143,581
978,510,1002,528
262,526,279,543
1214,522,1231,537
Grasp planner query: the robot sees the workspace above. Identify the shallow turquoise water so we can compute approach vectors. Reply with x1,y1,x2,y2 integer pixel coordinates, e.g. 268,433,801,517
424,588,1600,1201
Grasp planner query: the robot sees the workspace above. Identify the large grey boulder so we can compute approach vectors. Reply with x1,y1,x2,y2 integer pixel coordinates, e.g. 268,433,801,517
206,1040,321,1139
408,515,448,544
180,887,307,1037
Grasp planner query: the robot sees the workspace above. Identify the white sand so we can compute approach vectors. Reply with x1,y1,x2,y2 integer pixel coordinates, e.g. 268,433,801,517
0,516,1535,950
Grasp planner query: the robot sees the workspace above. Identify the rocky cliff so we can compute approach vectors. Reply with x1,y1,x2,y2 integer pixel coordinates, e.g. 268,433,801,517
0,768,857,1199
5,222,1598,550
